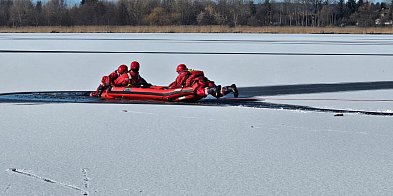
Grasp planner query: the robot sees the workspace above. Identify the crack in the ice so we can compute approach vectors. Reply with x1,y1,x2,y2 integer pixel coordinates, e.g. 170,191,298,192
3,183,11,194
81,168,89,190
7,168,89,195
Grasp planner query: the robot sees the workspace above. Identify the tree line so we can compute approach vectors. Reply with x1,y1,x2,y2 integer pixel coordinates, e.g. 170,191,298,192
1,0,392,27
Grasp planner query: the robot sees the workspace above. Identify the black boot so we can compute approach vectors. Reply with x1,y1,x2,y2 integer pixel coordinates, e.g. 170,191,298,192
207,85,222,98
230,84,239,98
222,84,239,98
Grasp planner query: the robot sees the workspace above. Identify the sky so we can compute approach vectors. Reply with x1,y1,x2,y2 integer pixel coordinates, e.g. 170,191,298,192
66,0,80,4
32,0,81,5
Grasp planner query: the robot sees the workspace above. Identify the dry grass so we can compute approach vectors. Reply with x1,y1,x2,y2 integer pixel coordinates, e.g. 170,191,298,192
1,25,393,34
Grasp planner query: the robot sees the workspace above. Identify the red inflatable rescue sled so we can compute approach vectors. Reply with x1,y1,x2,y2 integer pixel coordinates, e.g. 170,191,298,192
99,86,203,102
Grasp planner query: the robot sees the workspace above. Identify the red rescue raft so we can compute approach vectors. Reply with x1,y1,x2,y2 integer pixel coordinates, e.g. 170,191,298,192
100,86,203,102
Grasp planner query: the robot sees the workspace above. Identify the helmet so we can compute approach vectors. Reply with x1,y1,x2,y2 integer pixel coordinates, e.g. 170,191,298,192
130,61,140,72
176,64,187,73
117,64,128,74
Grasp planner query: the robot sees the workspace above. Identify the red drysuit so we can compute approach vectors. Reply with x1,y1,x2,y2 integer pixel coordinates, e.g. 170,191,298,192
90,70,123,97
113,70,151,87
169,69,215,97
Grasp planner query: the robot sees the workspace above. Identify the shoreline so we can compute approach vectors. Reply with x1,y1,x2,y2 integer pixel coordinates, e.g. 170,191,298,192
1,26,393,34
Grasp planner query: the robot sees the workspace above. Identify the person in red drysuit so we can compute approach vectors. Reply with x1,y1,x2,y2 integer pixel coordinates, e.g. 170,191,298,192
168,64,238,98
113,61,152,88
90,64,128,97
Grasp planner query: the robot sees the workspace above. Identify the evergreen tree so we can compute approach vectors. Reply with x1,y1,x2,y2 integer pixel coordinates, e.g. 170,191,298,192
345,0,357,16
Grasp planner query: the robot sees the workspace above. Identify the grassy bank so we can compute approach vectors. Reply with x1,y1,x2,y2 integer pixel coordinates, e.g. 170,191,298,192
1,25,393,34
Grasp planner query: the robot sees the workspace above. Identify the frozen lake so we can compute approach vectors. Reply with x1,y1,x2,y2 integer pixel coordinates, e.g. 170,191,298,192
1,33,393,195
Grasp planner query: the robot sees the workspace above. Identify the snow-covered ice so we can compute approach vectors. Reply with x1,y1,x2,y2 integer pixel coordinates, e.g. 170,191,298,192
1,33,393,195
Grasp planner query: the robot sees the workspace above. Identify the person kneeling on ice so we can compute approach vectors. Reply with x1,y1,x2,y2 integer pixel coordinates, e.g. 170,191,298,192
113,61,152,88
90,64,128,97
168,64,238,98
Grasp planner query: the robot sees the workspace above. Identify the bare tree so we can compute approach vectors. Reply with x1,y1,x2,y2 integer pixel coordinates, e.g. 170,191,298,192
10,0,34,26
0,0,387,28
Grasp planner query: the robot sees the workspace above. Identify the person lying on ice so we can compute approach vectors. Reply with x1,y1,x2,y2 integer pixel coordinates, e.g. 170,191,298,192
90,64,128,97
168,64,238,98
113,61,152,88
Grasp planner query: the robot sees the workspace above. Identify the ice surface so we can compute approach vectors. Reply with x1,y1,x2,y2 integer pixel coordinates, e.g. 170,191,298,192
1,33,393,195
263,89,393,112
